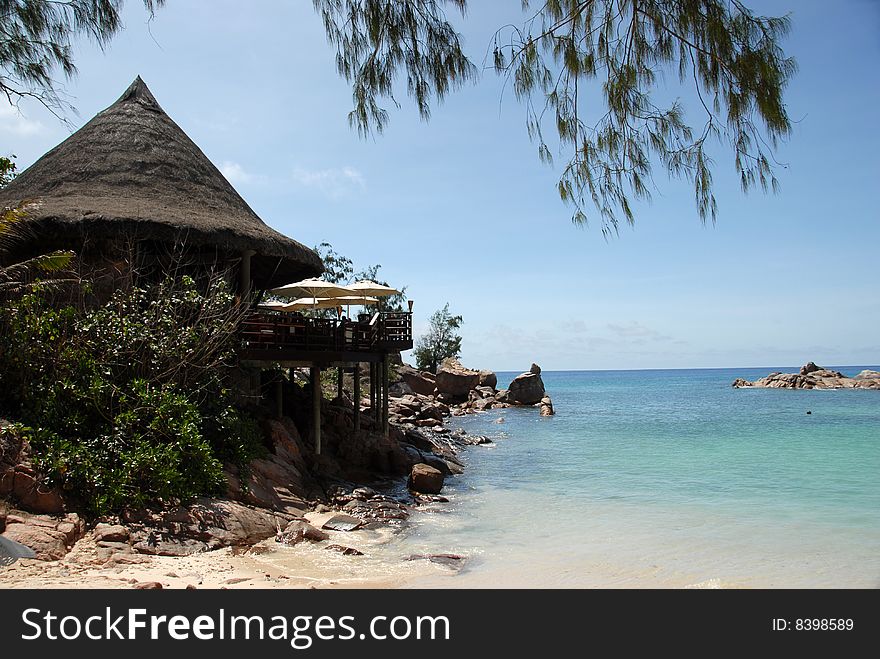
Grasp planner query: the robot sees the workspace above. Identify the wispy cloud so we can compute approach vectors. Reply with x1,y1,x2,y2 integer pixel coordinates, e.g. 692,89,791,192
0,104,45,137
291,166,366,198
220,160,258,185
606,321,673,343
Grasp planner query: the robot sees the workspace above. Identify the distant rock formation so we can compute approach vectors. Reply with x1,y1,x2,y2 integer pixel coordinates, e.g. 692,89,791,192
505,364,547,404
733,363,880,390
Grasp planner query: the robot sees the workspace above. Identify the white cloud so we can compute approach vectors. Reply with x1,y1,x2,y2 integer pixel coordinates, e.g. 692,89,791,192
0,104,45,137
291,165,366,198
220,160,257,185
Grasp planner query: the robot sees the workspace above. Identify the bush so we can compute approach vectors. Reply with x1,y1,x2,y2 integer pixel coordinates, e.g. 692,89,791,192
0,275,265,515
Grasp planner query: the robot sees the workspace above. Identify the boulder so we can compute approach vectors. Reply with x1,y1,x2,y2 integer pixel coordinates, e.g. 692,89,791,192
507,371,546,405
94,523,129,543
478,370,497,389
854,370,880,380
276,519,329,545
321,514,364,532
434,358,480,399
540,395,555,416
799,361,821,375
398,364,437,397
408,463,444,494
530,363,542,375
2,523,68,561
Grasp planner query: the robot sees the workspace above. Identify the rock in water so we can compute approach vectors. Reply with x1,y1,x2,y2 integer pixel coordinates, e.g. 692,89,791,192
321,514,364,532
478,370,497,389
529,363,541,375
507,370,546,405
275,520,329,545
799,361,820,375
540,395,555,416
408,463,444,494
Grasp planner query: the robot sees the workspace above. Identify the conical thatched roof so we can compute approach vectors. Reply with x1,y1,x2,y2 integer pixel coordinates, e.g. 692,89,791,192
0,76,323,288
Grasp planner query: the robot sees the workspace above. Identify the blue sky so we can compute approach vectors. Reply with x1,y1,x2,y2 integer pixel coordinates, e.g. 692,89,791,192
2,1,878,371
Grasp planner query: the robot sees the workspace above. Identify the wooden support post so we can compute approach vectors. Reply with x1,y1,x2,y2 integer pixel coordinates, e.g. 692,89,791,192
239,249,256,300
274,377,283,419
382,354,390,437
353,363,361,432
337,366,344,401
310,366,321,455
370,362,377,421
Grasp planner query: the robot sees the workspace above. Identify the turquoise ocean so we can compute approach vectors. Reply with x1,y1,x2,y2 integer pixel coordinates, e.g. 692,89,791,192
393,366,880,588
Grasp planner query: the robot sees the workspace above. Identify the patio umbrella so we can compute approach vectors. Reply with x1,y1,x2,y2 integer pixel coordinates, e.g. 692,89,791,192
270,278,354,303
256,300,300,311
347,279,400,297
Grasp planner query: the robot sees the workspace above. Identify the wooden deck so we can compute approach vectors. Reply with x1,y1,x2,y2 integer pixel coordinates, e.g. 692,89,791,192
239,310,412,363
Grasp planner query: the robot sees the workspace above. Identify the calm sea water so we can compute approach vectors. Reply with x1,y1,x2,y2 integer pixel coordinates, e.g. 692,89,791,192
393,367,880,588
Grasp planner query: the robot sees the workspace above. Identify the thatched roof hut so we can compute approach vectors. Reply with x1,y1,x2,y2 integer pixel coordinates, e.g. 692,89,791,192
0,76,323,289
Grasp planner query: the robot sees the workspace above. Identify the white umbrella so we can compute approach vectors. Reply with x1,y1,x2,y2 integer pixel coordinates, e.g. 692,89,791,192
348,279,400,297
270,278,354,302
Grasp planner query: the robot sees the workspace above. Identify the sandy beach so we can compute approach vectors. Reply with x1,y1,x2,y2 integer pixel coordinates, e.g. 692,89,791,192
1,511,433,590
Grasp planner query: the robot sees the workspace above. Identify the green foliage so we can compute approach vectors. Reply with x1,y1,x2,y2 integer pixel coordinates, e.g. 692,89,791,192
0,155,16,186
0,275,264,515
314,1,795,233
0,0,164,114
413,303,462,374
313,0,476,135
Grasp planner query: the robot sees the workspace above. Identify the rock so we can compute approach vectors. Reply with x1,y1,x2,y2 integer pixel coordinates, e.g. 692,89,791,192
275,520,329,545
10,470,65,514
478,370,497,389
507,370,546,405
94,523,129,543
406,553,465,567
733,364,880,390
530,363,542,375
321,514,364,532
408,463,444,494
434,358,480,399
2,524,68,561
397,364,437,397
854,370,880,380
133,582,163,590
540,395,555,416
325,544,364,556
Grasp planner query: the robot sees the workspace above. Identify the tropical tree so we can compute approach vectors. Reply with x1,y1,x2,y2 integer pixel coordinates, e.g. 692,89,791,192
0,0,164,115
413,303,463,373
313,0,795,233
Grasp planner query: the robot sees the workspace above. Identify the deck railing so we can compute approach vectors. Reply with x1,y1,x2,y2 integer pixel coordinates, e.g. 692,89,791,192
239,310,413,355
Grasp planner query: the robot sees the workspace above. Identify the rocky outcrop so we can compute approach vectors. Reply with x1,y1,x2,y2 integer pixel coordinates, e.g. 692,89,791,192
478,370,497,389
540,395,555,416
435,358,481,399
275,519,329,546
733,363,880,390
0,511,85,561
397,364,437,397
506,364,547,405
408,463,444,494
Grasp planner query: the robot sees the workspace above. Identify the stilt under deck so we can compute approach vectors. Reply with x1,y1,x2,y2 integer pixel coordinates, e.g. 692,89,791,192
239,310,412,453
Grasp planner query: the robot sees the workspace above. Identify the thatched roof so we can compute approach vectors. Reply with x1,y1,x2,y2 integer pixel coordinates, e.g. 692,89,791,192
0,76,323,288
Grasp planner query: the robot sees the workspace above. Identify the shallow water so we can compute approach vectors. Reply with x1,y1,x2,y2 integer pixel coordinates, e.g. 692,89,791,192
272,367,880,588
